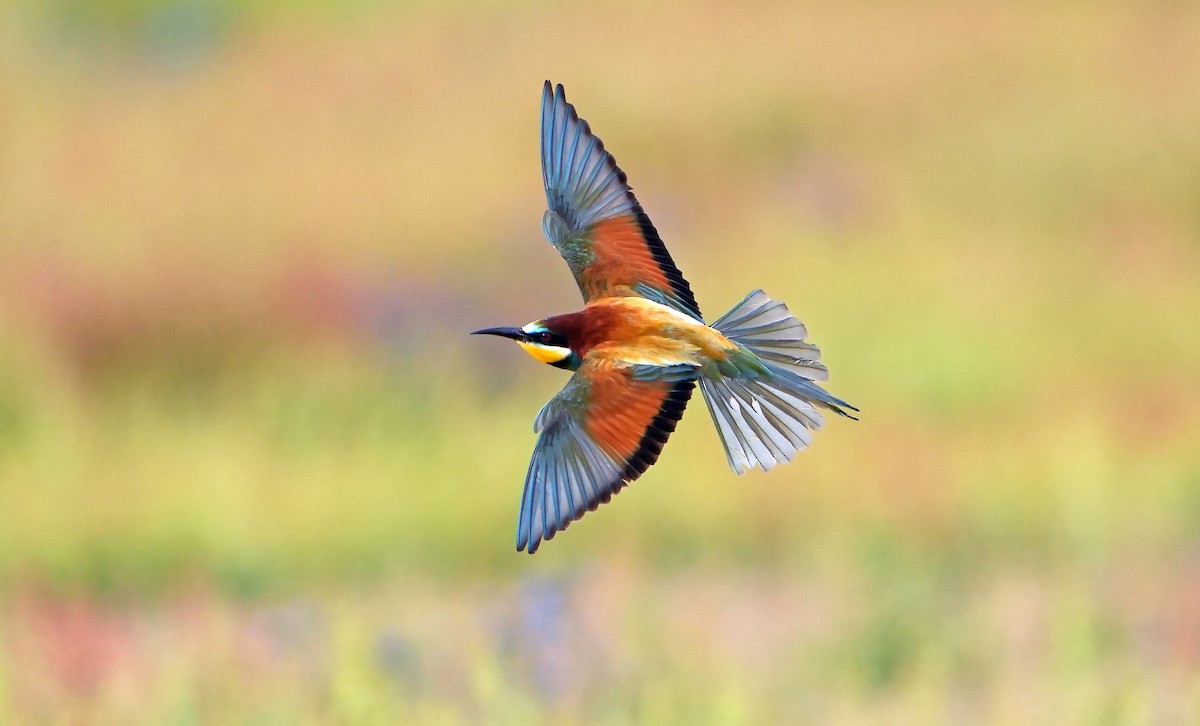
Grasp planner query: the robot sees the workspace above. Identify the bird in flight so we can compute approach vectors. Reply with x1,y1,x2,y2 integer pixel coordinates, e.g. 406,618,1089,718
474,81,857,553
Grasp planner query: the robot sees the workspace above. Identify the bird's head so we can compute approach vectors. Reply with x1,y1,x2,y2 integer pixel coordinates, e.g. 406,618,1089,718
471,321,581,370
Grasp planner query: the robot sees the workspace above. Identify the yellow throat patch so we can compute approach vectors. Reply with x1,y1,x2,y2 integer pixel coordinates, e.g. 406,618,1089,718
518,340,572,365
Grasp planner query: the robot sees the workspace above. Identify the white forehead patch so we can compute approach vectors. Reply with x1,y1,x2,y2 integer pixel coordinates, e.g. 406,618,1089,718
521,322,545,334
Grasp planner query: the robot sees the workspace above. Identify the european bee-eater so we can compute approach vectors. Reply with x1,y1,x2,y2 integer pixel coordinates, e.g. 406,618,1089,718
474,81,857,554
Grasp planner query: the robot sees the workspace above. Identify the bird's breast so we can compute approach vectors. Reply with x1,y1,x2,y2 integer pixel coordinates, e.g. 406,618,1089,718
568,297,737,364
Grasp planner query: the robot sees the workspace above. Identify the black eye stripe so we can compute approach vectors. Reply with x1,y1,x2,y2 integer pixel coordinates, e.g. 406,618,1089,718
531,331,566,347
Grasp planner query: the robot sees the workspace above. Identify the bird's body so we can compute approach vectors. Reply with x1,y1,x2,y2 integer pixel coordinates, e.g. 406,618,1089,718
474,82,857,553
542,297,735,368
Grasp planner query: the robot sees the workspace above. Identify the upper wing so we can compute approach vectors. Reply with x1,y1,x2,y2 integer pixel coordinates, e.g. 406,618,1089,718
517,359,697,554
540,81,703,321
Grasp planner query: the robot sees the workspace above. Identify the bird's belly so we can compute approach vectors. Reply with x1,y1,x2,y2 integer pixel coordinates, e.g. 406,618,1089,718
586,298,738,366
596,336,703,368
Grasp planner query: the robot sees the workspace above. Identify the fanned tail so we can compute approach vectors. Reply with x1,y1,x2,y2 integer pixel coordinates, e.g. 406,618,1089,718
700,290,858,474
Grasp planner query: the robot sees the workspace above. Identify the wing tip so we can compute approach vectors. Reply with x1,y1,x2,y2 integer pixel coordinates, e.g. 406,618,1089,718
515,470,628,555
516,517,570,555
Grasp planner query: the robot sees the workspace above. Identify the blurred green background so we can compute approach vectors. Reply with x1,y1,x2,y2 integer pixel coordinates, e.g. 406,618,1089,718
1,0,1199,722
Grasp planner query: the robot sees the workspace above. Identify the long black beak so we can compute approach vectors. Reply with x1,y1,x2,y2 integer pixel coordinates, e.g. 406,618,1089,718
470,326,526,341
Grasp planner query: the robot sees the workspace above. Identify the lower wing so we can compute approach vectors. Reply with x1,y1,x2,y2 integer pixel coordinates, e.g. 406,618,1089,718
518,360,697,553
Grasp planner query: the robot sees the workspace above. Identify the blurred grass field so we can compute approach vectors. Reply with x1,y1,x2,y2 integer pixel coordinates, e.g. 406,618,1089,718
2,0,1200,722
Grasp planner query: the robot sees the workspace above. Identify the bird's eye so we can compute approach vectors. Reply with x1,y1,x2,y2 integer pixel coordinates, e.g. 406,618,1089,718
537,332,553,344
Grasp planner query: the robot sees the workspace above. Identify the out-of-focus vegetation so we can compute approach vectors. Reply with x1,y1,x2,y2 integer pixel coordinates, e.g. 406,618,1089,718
1,0,1199,722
